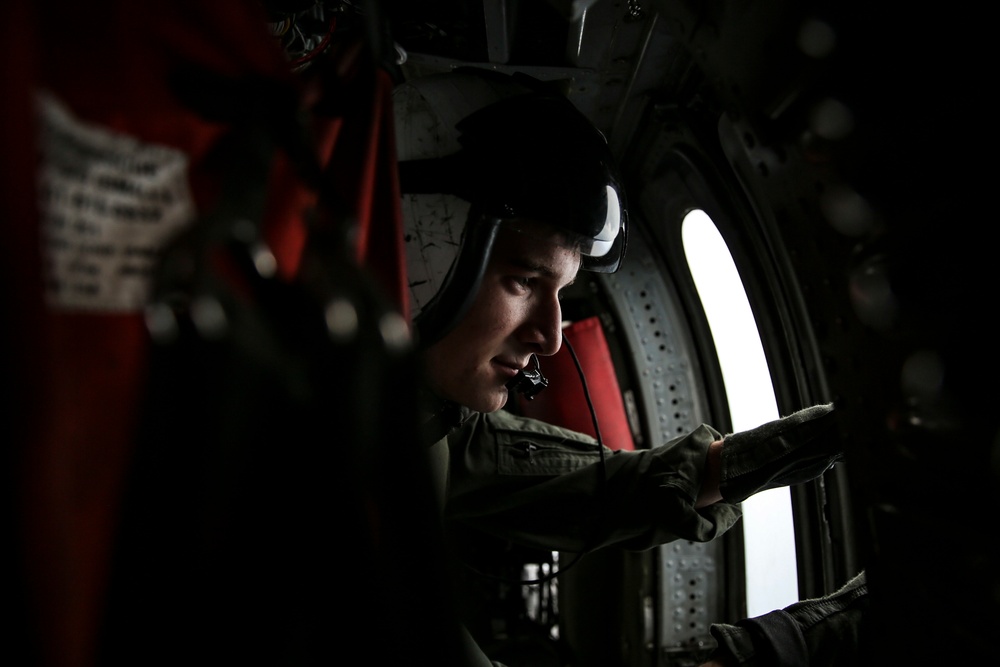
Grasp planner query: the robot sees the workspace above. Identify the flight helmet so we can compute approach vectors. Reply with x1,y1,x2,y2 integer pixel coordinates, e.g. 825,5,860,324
395,69,627,348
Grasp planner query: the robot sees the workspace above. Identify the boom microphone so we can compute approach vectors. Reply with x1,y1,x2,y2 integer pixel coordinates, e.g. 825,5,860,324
506,355,548,399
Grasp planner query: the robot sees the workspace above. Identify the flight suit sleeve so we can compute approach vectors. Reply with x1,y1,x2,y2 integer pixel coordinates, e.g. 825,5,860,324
706,571,870,667
443,409,743,553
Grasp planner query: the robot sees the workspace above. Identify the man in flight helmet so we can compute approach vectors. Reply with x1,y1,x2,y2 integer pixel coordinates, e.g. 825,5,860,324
393,69,844,667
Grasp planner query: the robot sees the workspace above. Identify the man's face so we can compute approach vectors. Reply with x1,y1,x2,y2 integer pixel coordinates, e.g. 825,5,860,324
422,222,581,413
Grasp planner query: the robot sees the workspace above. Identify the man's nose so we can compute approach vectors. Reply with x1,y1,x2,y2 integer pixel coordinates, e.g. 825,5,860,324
524,294,563,357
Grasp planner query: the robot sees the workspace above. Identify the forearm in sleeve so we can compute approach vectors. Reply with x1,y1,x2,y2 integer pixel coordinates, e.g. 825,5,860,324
445,411,742,553
708,571,870,667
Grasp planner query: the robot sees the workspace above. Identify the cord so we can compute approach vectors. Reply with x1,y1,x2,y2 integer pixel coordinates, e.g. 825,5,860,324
561,334,608,493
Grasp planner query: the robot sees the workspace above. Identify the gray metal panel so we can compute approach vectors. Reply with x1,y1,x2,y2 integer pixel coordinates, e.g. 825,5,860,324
597,222,725,660
659,540,724,659
597,218,706,444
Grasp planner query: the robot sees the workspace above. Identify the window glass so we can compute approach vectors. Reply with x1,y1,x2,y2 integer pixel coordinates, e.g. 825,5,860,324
681,209,799,616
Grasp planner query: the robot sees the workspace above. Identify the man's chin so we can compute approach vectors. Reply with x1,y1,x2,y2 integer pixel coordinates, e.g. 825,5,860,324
469,386,509,414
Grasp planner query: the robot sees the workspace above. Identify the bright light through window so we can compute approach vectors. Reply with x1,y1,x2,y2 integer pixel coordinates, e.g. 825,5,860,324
681,209,799,618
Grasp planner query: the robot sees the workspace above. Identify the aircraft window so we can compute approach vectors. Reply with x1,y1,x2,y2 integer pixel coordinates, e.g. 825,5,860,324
680,208,799,617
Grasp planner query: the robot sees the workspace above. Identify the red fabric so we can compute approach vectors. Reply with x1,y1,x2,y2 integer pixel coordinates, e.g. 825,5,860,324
8,3,409,666
518,316,636,451
361,69,409,322
21,6,294,665
318,51,409,319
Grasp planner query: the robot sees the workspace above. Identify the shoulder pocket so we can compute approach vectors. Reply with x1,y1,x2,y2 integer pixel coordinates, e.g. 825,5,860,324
489,412,601,476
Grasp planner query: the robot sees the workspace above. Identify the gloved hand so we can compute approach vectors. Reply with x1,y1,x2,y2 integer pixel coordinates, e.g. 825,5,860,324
719,403,843,504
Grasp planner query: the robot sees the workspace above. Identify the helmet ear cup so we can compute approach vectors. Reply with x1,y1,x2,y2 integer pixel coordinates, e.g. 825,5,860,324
412,212,503,349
